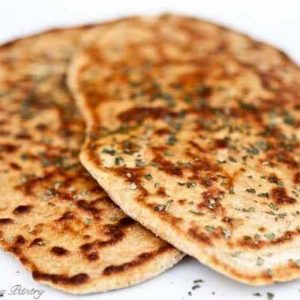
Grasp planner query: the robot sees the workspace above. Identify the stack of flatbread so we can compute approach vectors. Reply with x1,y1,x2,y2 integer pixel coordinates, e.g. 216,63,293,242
1,14,300,294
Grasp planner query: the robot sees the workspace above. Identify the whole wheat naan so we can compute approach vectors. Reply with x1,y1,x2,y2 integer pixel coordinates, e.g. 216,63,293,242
69,14,300,285
0,26,182,294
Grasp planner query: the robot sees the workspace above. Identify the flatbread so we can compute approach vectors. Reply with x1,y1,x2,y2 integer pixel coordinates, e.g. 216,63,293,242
69,14,300,285
0,26,183,294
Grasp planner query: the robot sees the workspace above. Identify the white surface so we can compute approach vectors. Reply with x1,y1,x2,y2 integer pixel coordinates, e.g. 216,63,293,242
0,1,300,299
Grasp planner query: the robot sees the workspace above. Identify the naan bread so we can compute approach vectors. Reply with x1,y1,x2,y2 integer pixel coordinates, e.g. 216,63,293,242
69,14,300,285
0,26,182,294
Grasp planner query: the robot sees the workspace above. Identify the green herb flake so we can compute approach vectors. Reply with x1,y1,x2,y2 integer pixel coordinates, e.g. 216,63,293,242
264,233,275,240
245,144,260,155
144,173,153,181
84,218,92,225
166,134,177,146
185,181,197,188
258,192,269,198
228,156,237,163
256,256,264,266
189,210,204,216
123,140,140,154
135,158,145,167
114,156,124,166
242,207,256,213
102,148,116,155
283,112,295,125
154,200,173,212
256,140,269,152
278,213,287,219
268,203,278,211
229,188,235,194
193,279,204,283
205,225,216,233
192,285,200,290
246,188,256,194
267,292,274,300
184,95,192,104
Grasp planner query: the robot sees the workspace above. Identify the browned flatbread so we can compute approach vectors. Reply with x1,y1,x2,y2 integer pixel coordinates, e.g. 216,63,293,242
69,14,300,285
0,25,183,294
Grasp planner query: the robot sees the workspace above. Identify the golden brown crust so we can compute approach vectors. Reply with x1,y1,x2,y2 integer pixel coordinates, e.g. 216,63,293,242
69,14,300,285
0,25,183,294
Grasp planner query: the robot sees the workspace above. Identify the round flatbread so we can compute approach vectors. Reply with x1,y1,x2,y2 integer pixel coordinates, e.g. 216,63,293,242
0,25,183,294
69,14,300,285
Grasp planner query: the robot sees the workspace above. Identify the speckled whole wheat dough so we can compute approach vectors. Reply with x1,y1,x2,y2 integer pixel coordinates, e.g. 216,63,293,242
0,24,183,294
69,14,300,285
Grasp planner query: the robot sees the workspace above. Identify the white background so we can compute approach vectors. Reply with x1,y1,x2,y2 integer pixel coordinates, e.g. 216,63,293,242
0,1,300,299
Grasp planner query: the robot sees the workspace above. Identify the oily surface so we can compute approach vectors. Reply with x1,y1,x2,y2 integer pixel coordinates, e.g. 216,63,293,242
0,27,182,294
70,14,300,285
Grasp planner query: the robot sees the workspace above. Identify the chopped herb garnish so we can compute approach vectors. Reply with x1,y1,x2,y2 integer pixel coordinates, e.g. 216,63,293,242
135,158,145,167
161,92,175,107
84,218,92,225
166,133,177,145
267,174,278,184
256,256,264,266
246,188,256,194
268,203,278,211
254,234,261,240
242,207,256,213
154,200,173,212
229,188,235,194
186,181,197,188
144,173,153,181
193,279,204,283
245,144,259,155
205,225,215,233
102,148,116,155
228,156,237,163
184,95,192,104
255,140,269,152
40,153,51,167
264,233,275,240
258,192,269,198
114,156,124,166
189,210,204,216
283,111,295,125
123,140,140,154
278,213,287,219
